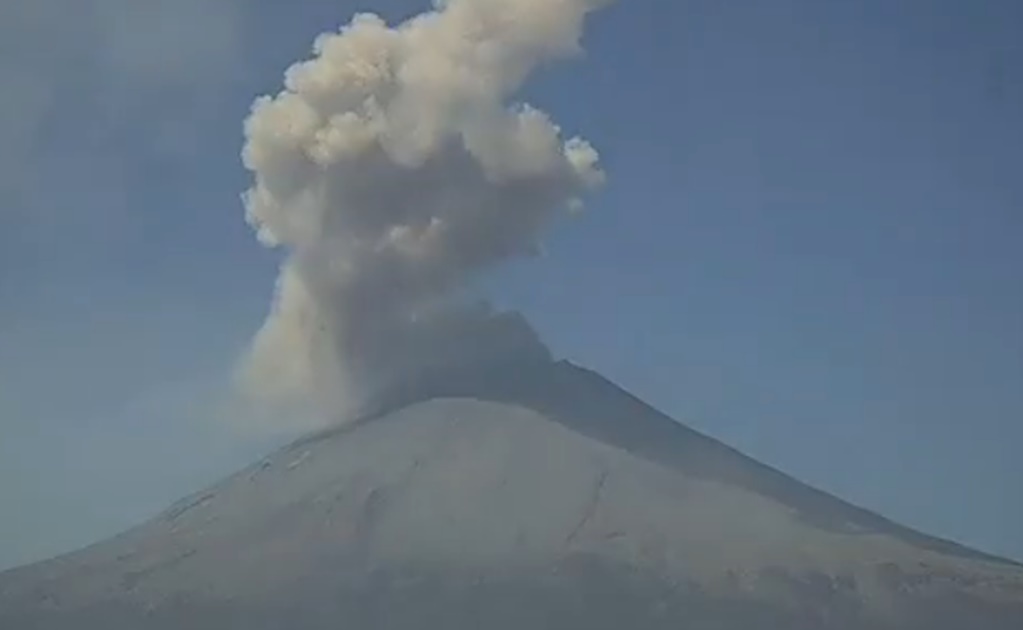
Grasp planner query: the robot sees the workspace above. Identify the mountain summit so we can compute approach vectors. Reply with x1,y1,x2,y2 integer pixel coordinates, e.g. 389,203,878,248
2,360,1021,629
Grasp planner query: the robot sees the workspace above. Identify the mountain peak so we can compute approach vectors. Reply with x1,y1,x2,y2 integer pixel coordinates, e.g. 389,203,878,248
356,359,1018,569
2,362,1022,629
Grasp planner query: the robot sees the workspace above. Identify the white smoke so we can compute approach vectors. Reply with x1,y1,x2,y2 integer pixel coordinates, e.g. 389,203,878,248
238,0,608,422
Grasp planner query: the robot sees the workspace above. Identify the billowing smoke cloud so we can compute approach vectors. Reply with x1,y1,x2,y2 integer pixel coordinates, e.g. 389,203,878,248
238,0,608,422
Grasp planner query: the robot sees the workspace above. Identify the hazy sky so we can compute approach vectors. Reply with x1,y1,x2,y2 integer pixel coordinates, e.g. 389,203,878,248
1,0,1021,571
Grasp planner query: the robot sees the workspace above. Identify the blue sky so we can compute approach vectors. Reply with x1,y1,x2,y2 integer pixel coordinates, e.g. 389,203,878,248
1,0,1021,570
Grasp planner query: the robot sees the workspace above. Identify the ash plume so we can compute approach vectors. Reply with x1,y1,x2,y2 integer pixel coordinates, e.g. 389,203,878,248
238,0,608,422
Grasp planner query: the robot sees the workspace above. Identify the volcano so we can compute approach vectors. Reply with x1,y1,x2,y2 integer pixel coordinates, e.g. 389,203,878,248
2,359,1022,629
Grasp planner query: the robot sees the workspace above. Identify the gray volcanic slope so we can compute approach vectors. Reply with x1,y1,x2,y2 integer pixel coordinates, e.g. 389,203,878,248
2,361,1022,629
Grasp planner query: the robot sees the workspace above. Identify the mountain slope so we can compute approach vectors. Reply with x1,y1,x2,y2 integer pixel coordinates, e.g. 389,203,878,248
2,361,1021,629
